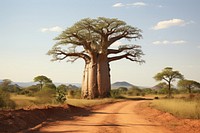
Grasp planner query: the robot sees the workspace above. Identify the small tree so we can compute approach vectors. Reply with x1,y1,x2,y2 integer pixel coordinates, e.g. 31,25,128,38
33,75,52,90
56,90,67,104
0,79,12,91
178,79,200,94
57,84,68,92
1,79,12,86
0,90,16,109
0,79,21,93
153,82,168,94
154,67,184,98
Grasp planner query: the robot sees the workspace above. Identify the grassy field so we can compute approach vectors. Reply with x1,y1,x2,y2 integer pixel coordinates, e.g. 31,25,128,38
10,94,120,109
10,94,37,108
151,98,200,119
66,98,121,107
9,94,200,120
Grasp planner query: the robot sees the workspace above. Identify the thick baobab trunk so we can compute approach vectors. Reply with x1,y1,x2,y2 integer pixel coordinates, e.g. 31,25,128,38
97,54,111,98
81,53,111,99
82,63,89,98
81,54,98,99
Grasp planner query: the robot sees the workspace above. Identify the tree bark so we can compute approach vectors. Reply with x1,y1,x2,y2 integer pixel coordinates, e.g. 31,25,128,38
81,63,89,98
81,53,111,99
168,81,172,98
97,54,111,98
81,53,98,99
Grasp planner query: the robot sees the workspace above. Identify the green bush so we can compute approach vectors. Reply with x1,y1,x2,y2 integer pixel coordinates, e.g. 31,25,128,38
0,90,16,109
67,89,81,99
110,90,120,98
110,89,122,98
55,90,67,104
127,87,142,96
19,85,40,96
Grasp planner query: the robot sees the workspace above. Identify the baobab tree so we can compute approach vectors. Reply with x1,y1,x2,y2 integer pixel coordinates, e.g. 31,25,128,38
48,17,144,99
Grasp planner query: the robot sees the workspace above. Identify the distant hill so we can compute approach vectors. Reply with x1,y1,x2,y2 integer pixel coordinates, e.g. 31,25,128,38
15,82,37,87
111,81,134,89
0,79,81,88
16,82,81,88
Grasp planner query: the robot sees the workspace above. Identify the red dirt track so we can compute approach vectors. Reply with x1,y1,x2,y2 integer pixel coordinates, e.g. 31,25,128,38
0,100,200,133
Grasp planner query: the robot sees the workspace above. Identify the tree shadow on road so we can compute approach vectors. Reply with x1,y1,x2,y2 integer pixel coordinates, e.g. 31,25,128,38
126,97,153,100
119,96,153,101
19,98,153,133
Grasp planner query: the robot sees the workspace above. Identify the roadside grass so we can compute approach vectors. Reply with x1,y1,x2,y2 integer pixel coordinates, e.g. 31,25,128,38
151,99,200,119
9,94,121,109
66,98,121,107
10,94,37,108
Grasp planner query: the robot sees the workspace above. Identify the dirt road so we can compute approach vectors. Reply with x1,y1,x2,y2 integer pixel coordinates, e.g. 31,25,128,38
29,101,172,133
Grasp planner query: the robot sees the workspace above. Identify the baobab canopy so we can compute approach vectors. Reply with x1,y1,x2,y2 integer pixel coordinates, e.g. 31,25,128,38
48,17,144,99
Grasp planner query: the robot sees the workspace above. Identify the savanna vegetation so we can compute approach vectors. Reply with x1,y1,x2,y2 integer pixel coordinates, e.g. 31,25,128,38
0,75,82,109
1,66,200,120
0,17,199,120
151,67,200,119
151,97,200,119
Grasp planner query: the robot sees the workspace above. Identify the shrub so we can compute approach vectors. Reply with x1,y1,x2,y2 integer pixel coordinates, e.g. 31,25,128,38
34,88,56,104
0,90,16,109
19,85,40,96
67,89,81,99
110,89,121,98
127,87,142,96
117,87,128,94
55,90,67,104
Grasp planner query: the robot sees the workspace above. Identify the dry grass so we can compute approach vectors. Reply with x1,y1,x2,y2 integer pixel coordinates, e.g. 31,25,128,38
152,99,200,119
10,94,120,109
10,94,37,108
66,98,121,107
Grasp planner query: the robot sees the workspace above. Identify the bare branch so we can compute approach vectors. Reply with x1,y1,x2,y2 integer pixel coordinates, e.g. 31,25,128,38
108,45,140,55
108,44,144,64
107,27,142,47
48,49,91,63
48,17,144,64
108,53,144,63
108,54,127,62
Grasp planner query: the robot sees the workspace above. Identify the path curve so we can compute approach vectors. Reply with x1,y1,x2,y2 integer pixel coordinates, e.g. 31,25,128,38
30,101,172,133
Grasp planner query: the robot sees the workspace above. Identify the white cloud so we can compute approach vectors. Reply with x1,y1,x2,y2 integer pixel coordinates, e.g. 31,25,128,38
41,28,48,32
41,26,63,32
152,40,186,45
128,2,147,7
152,19,187,30
172,40,187,44
197,45,200,49
113,2,147,8
112,3,124,7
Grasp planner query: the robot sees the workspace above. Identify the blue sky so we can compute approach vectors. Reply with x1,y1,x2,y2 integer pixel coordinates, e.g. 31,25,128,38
0,0,200,86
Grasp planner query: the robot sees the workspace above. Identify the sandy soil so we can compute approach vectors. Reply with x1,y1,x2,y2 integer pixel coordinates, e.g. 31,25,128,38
27,101,172,133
